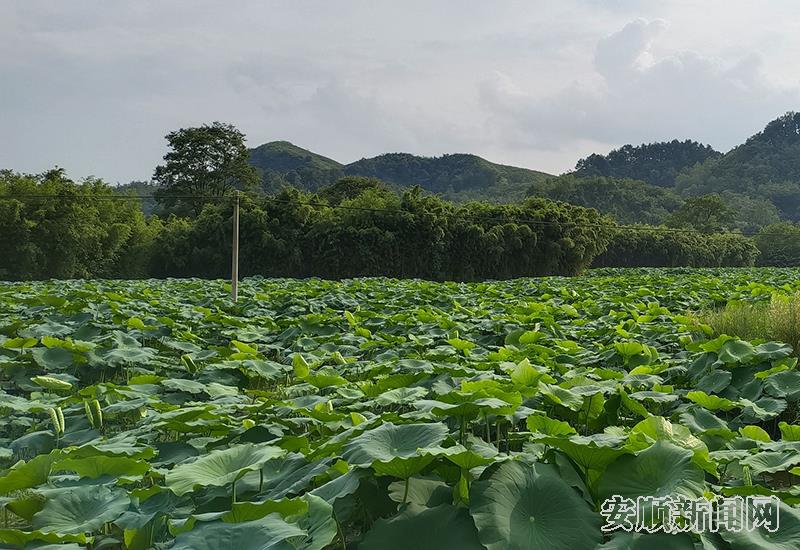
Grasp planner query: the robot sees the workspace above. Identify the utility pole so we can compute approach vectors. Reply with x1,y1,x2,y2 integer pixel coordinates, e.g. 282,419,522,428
231,191,240,302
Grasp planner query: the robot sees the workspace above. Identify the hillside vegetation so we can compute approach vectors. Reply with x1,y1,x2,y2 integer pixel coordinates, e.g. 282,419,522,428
248,143,552,202
573,139,721,187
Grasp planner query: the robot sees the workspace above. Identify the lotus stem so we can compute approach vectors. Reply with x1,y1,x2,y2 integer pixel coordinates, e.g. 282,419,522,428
402,477,410,505
334,512,347,550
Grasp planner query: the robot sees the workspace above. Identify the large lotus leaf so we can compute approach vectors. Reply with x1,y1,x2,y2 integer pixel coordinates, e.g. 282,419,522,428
0,451,61,495
435,444,496,470
30,375,72,391
102,345,157,366
371,454,436,479
763,370,800,400
388,476,452,506
598,441,705,502
469,461,601,550
779,422,800,441
719,500,800,549
72,434,156,459
526,414,577,436
538,383,585,411
374,386,428,406
753,341,793,361
695,369,732,394
31,347,73,370
424,398,518,419
359,503,484,550
536,433,628,471
166,444,285,496
236,454,332,499
740,450,800,475
0,529,86,547
717,340,756,365
54,455,150,479
627,416,715,474
222,498,308,523
310,469,365,504
736,398,786,425
342,422,448,466
171,514,306,550
162,378,209,394
281,494,337,550
686,391,738,412
598,532,696,549
679,407,731,434
31,485,129,534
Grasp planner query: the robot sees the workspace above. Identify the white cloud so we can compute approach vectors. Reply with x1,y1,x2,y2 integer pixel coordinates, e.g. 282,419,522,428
480,15,800,169
2,2,800,181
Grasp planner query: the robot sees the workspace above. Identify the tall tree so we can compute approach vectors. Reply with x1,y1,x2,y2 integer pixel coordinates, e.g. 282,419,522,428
666,194,736,232
153,122,259,215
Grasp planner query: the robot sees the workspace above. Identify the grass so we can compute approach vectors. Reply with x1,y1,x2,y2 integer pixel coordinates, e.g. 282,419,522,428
700,294,800,354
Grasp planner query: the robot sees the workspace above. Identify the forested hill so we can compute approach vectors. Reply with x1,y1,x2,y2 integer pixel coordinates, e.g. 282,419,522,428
249,141,344,192
248,141,553,201
572,140,721,187
675,112,800,219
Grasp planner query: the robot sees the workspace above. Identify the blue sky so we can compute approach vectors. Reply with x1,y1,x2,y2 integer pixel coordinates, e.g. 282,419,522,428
2,1,799,183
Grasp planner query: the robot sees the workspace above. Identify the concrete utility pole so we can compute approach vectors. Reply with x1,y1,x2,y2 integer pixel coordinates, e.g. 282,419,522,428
231,191,240,302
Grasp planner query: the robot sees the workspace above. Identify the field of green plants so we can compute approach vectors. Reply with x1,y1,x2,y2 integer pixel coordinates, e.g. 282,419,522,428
2,269,800,549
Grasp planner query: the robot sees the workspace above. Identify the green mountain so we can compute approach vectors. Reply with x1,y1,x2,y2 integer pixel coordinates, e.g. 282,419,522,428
249,141,344,192
248,142,552,202
344,152,552,201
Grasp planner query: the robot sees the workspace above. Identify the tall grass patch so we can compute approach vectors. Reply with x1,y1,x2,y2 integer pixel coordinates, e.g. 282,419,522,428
701,294,800,353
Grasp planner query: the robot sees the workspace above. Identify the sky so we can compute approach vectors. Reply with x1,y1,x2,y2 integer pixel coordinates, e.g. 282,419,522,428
2,0,800,184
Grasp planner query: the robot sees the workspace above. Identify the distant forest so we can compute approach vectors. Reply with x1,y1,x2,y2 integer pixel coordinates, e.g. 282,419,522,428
5,113,800,280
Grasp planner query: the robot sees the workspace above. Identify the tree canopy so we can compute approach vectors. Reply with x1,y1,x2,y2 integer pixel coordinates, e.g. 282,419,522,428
574,140,720,187
154,122,259,215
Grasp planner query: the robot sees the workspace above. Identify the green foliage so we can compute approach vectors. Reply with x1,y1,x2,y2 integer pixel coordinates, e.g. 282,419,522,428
593,226,758,268
0,169,155,280
574,140,720,187
666,194,736,232
316,176,391,205
754,222,800,266
677,112,800,219
248,142,553,202
153,122,259,215
249,141,345,193
528,175,682,225
700,293,800,354
343,152,552,200
2,269,800,545
150,186,613,280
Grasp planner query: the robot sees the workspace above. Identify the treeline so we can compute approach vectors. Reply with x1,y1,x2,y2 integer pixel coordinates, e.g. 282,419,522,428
6,169,798,282
594,227,759,268
7,118,800,282
0,171,616,281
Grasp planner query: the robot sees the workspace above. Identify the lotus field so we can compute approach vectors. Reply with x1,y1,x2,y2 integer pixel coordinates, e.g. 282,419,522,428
3,269,800,549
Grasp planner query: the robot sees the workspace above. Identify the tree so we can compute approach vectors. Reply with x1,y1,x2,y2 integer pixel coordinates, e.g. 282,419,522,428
318,176,393,205
153,122,259,215
754,223,800,266
666,194,736,232
0,169,153,280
